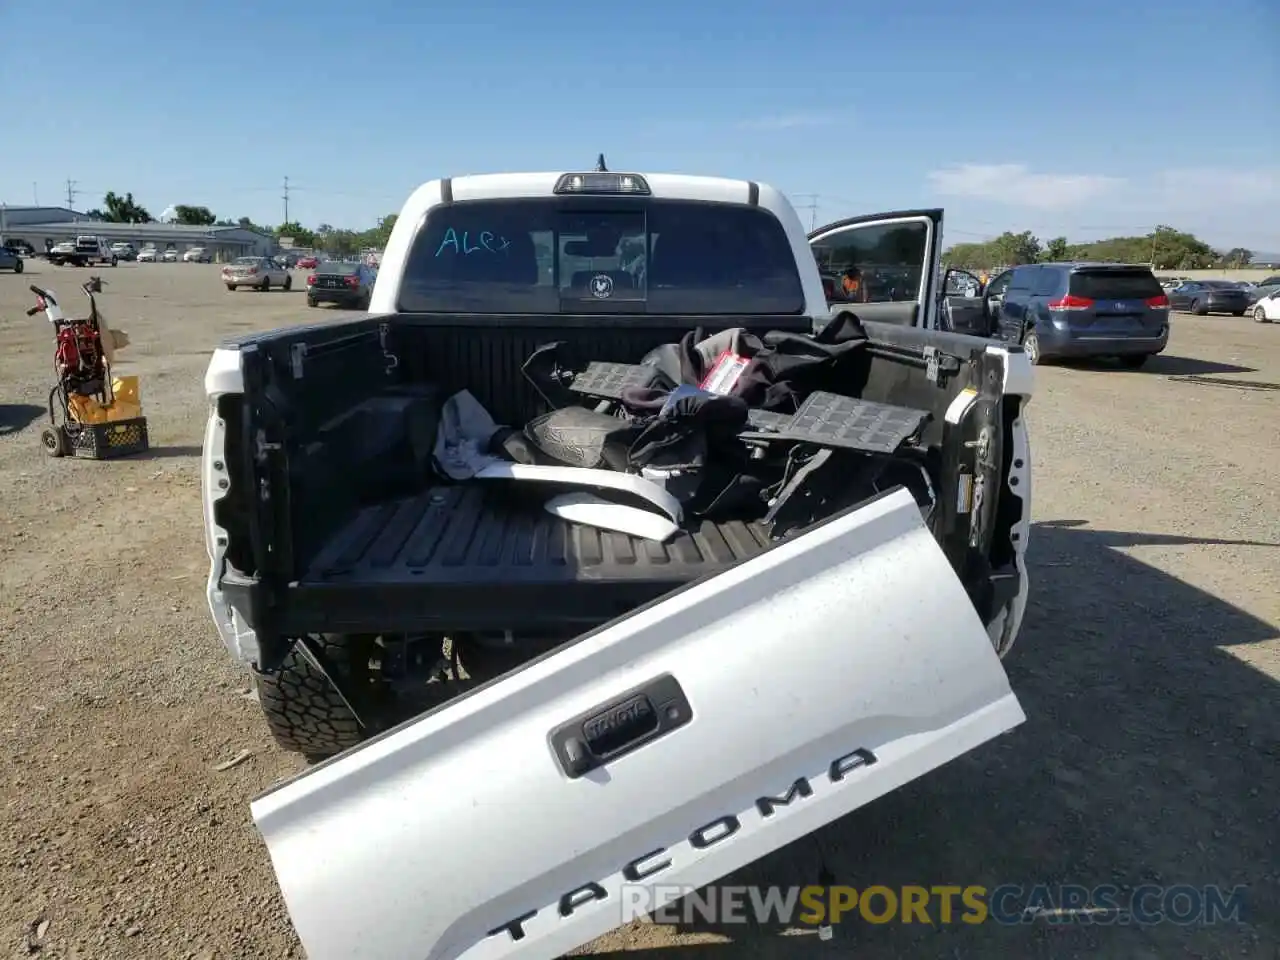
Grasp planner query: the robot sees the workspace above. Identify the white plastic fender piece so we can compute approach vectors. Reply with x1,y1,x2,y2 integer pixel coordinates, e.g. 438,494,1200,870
543,492,679,543
474,461,683,524
251,486,1025,960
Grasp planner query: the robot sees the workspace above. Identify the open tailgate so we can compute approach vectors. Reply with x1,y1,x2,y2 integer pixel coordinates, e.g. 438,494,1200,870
252,486,1025,960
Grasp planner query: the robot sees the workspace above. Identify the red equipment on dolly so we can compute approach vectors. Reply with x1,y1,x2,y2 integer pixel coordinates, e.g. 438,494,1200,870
26,277,149,459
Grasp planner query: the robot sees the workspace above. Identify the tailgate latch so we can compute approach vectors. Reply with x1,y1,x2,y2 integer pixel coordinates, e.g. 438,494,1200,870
550,674,692,779
923,346,961,387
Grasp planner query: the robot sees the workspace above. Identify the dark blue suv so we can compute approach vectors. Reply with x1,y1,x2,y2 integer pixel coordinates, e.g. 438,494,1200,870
993,262,1169,368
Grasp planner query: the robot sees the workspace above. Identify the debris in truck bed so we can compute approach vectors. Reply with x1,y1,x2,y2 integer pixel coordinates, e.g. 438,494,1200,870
433,389,502,479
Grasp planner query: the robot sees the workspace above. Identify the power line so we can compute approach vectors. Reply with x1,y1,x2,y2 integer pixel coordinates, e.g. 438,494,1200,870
793,193,819,231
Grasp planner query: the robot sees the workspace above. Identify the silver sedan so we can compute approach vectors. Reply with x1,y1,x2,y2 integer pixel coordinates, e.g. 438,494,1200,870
221,256,293,292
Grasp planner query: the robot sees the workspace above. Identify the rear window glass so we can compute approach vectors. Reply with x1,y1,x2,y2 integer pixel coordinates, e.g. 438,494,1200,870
1069,269,1162,300
398,198,804,315
317,261,359,275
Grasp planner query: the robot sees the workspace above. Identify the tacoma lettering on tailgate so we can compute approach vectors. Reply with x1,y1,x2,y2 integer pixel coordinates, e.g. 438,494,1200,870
489,747,878,941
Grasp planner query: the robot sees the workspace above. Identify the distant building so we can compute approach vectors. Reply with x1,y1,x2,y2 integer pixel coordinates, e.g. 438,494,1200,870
0,205,274,260
0,205,82,228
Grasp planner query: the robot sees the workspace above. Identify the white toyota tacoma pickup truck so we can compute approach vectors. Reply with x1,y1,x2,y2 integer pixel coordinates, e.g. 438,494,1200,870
202,164,1034,960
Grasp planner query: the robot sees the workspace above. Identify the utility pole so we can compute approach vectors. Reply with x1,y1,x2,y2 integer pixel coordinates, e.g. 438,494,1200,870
32,182,39,205
793,193,819,231
65,179,78,209
282,176,291,225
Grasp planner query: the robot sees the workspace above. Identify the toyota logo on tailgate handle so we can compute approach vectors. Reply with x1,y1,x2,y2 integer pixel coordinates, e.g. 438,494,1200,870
551,674,692,778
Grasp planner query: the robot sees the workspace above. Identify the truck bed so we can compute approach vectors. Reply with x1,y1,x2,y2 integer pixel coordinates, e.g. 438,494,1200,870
282,484,772,634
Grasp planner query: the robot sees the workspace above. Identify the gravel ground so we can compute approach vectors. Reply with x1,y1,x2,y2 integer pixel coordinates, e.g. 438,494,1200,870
0,261,1276,959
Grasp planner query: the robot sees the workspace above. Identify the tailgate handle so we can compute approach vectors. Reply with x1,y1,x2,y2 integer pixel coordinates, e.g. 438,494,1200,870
550,674,692,779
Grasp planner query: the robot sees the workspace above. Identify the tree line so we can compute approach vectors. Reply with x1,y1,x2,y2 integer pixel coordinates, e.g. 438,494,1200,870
943,226,1255,272
83,191,398,257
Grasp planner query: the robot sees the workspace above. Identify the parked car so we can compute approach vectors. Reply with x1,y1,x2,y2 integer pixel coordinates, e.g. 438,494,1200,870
990,262,1169,367
4,239,35,258
221,255,292,291
137,247,158,263
0,245,24,273
276,252,300,268
110,242,137,262
162,248,179,263
183,246,212,263
305,260,376,308
296,255,318,269
1245,281,1280,304
1157,275,1191,290
1166,279,1251,316
1251,288,1280,323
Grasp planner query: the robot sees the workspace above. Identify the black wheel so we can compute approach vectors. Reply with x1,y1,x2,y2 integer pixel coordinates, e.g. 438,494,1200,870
226,283,236,291
283,275,292,291
13,259,22,274
307,297,318,308
1254,306,1271,324
255,634,390,758
41,427,69,458
1191,299,1207,316
1022,330,1042,365
1118,354,1148,369
110,256,118,267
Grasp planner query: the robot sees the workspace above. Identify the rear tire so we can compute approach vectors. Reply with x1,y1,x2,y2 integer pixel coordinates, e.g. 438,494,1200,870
1254,306,1271,323
226,283,236,291
41,427,68,458
13,259,22,274
1118,354,1148,369
111,256,118,267
260,276,270,291
283,275,292,291
1191,299,1207,316
255,634,389,759
307,296,318,307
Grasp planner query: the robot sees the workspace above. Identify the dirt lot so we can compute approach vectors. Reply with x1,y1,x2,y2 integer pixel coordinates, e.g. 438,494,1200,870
0,262,1276,959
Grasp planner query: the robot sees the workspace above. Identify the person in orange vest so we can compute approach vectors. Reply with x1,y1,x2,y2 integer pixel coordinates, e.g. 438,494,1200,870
841,267,865,301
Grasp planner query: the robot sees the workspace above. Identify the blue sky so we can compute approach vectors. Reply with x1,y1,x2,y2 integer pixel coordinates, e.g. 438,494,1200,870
2,0,1277,251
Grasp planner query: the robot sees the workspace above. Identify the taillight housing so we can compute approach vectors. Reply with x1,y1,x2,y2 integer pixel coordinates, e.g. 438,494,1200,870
345,275,360,288
307,274,317,286
247,267,258,274
1047,294,1094,311
1145,293,1169,309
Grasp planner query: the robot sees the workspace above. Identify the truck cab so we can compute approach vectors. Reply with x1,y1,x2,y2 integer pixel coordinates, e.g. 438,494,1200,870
203,167,1034,960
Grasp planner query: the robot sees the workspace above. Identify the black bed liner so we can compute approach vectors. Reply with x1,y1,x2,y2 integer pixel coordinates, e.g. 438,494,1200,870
280,484,772,634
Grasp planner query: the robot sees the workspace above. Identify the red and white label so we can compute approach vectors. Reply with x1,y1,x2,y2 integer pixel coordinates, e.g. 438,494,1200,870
700,351,749,395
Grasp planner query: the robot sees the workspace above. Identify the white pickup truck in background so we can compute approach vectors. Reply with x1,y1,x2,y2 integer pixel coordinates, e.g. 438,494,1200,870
48,235,118,267
203,166,1034,960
